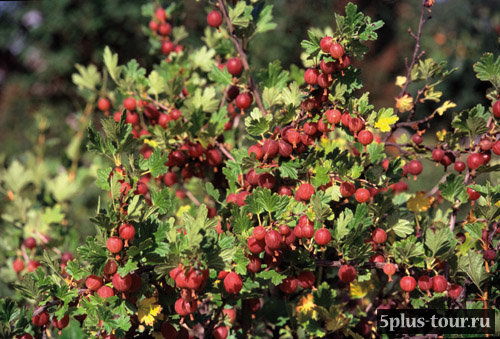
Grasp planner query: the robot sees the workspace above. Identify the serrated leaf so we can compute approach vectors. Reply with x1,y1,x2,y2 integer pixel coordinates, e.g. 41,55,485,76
278,160,299,180
147,70,165,96
374,107,398,132
72,64,100,91
208,64,232,85
228,1,252,28
148,148,168,177
256,270,285,285
281,81,301,107
103,46,121,83
438,174,468,204
262,87,282,108
473,52,500,87
425,227,456,257
255,5,277,34
457,250,488,292
205,182,220,202
390,219,414,238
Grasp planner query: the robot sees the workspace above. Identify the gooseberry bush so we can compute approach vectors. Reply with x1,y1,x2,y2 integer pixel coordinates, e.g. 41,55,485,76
1,0,500,338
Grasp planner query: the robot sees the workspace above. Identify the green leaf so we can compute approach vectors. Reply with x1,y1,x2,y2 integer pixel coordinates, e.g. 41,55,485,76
148,148,168,177
208,64,232,85
335,209,352,240
311,195,333,222
425,227,456,257
103,46,122,83
473,52,500,87
190,46,216,72
72,64,100,91
278,160,299,180
147,70,166,96
151,188,174,214
117,259,138,276
259,60,289,89
390,219,414,238
438,174,468,204
281,81,302,107
262,87,282,108
185,87,219,113
367,143,385,164
256,270,285,285
255,5,277,34
228,2,252,28
392,236,425,265
96,167,112,191
457,250,488,292
205,182,220,202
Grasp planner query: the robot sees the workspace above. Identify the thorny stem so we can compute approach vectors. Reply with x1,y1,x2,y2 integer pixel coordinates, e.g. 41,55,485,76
216,141,236,161
217,0,267,116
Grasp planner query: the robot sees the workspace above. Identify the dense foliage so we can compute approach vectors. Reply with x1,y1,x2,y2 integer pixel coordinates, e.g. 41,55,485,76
1,0,499,338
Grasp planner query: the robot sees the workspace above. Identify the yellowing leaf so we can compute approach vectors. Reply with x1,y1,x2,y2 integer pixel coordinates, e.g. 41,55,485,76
395,94,413,113
374,108,399,132
436,100,456,116
395,76,407,87
137,297,162,326
495,200,500,208
144,139,158,148
296,294,317,319
350,280,374,299
176,205,191,218
407,191,434,213
422,87,442,102
436,129,447,141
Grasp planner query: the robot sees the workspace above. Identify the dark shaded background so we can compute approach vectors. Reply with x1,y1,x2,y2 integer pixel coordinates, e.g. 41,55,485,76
0,0,499,157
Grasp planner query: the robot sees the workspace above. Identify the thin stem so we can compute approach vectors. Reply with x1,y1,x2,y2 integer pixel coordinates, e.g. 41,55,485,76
217,0,266,116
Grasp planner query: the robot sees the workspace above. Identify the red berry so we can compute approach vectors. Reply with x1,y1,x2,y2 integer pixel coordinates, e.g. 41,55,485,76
303,122,317,136
224,272,243,294
400,276,416,292
277,186,293,196
349,117,364,133
454,160,466,172
432,275,447,293
158,22,171,36
213,325,228,339
370,254,385,263
97,286,114,298
112,273,132,292
412,134,423,145
248,144,264,160
317,73,332,88
340,182,356,198
24,237,36,250
278,140,293,158
279,276,298,294
207,148,223,166
161,322,178,338
13,258,24,273
155,7,167,22
493,100,500,118
262,139,279,158
418,275,432,291
222,308,236,323
467,153,483,170
247,236,265,254
372,228,387,244
320,59,336,74
106,236,123,254
297,271,315,289
16,334,33,339
163,172,178,187
493,141,500,155
338,265,356,283
161,41,175,55
123,97,136,111
341,112,351,126
174,298,197,316
265,230,281,250
432,148,444,162
304,68,319,85
52,315,69,329
97,98,111,111
207,10,223,28
236,92,253,110
383,263,396,281
226,57,243,76
357,130,373,146
253,226,266,240
32,311,49,327
354,188,370,203
27,261,40,272
326,109,342,125
448,284,463,300
296,183,315,201
407,159,423,176
103,260,118,275
258,173,275,189
484,249,496,260
246,256,261,273
329,43,344,59
314,228,331,245
85,275,103,291
125,112,139,125
479,139,492,151
320,36,333,53
285,129,301,146
119,223,135,241
467,187,480,201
